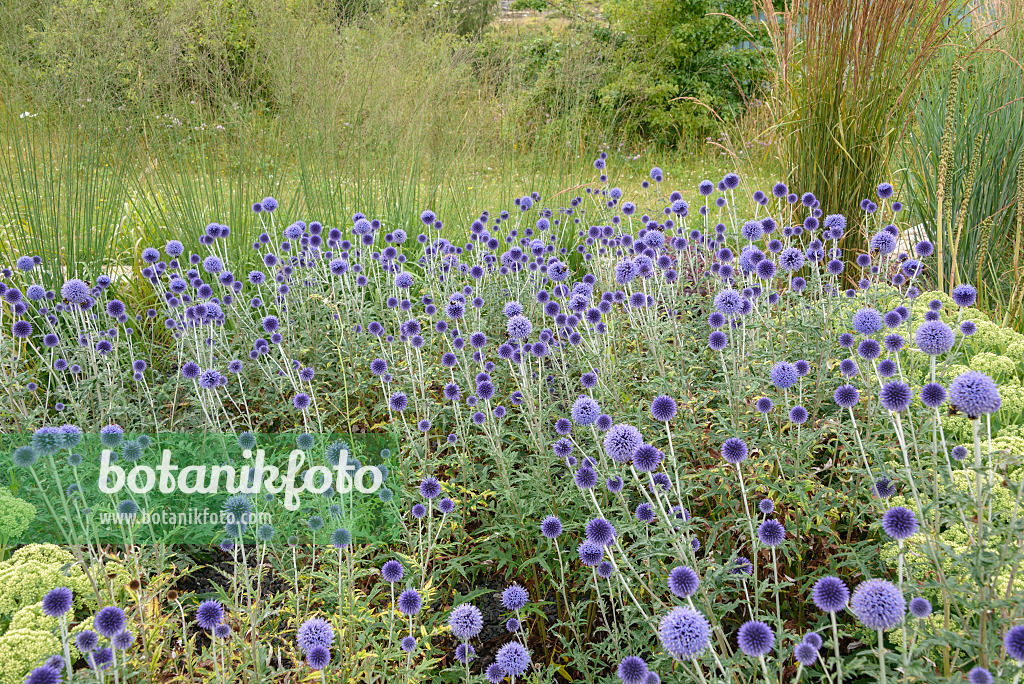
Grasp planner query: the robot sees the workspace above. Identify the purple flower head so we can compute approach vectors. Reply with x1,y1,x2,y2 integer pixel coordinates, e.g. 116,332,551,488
659,607,710,659
770,362,798,389
756,397,774,414
803,632,823,649
949,371,1001,417
881,506,918,540
758,498,775,515
737,621,775,657
920,382,947,408
585,518,616,546
788,405,808,424
834,384,860,408
722,437,748,464
604,424,644,463
852,308,883,335
449,603,484,640
908,597,931,618
968,667,993,684
879,381,912,412
578,541,604,566
757,519,785,546
851,579,905,630
94,606,126,638
668,566,700,598
811,576,849,613
951,284,977,308
397,589,422,616
419,477,442,499
42,587,73,617
915,320,954,355
495,642,531,677
502,583,528,611
617,656,649,684
196,600,224,630
1007,625,1024,661
794,642,818,666
651,395,677,422
381,559,405,583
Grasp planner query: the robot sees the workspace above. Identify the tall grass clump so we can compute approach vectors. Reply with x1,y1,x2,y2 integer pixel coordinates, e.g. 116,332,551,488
752,0,955,258
902,8,1024,330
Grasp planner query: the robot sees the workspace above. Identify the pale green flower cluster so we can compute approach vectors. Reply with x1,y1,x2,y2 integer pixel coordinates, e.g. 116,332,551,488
0,489,34,549
0,544,95,616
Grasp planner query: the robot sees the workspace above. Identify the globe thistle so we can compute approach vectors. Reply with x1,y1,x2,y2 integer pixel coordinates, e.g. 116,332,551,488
949,371,1001,417
507,314,533,340
708,330,728,351
721,437,748,464
571,396,600,425
908,597,931,618
759,498,775,515
951,284,977,308
94,606,126,638
659,607,711,659
811,576,849,613
196,600,224,630
858,339,881,360
851,579,905,630
852,308,883,335
449,603,484,640
968,667,993,684
400,635,417,652
881,506,919,541
585,518,616,546
397,588,422,616
756,397,774,414
117,499,140,520
789,405,808,424
42,587,73,618
578,541,604,566
651,395,677,422
714,289,743,315
381,559,405,583
616,656,649,684
540,515,563,539
803,632,823,650
604,424,644,463
920,383,946,408
1006,625,1024,662
330,528,352,548
668,566,699,598
389,392,409,412
632,444,663,473
76,629,99,652
757,519,785,547
292,393,311,410
304,645,330,670
411,504,426,519
834,384,860,408
915,320,954,355
879,381,912,412
24,666,62,684
495,641,531,677
737,620,775,656
419,477,442,499
794,641,818,666
770,362,798,389
574,467,598,489
874,477,896,498
112,629,135,650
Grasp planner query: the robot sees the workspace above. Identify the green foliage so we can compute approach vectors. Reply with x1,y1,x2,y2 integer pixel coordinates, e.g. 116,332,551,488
600,0,765,147
510,0,546,10
0,489,34,557
902,27,1024,330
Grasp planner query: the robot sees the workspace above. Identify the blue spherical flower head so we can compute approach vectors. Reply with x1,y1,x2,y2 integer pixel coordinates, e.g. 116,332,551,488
616,656,649,684
708,330,728,351
908,597,931,618
737,620,775,657
449,603,484,640
196,600,224,630
501,583,529,611
24,666,62,684
874,477,896,498
604,424,643,463
305,645,331,670
811,576,849,613
397,589,422,616
756,397,774,414
635,503,655,523
952,284,977,308
571,396,600,425
915,320,954,355
381,559,405,583
42,587,74,617
585,518,616,546
794,642,818,666
659,607,710,659
651,395,677,422
722,437,748,464
788,405,808,424
834,384,860,408
879,381,912,412
540,516,563,539
882,506,918,540
770,362,798,389
758,498,775,515
94,605,126,638
1007,625,1024,662
714,289,743,315
419,477,442,499
757,519,785,546
495,641,531,677
968,667,993,684
400,635,417,653
920,382,946,408
949,371,1001,418
803,632,823,649
851,579,905,630
632,444,663,473
574,466,598,489
852,308,883,335
578,541,604,566
668,566,700,598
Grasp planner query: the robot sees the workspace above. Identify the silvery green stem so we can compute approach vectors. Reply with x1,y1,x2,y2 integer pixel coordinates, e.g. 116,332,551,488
878,629,887,684
831,611,842,684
